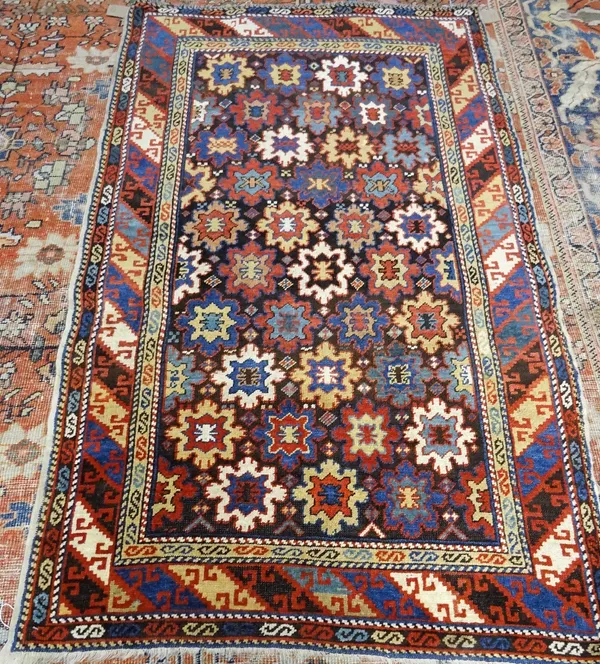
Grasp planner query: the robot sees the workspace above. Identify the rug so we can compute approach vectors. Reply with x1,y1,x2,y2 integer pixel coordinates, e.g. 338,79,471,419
5,2,600,662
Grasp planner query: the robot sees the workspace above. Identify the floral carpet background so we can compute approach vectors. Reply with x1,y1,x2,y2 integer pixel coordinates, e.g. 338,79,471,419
0,0,598,645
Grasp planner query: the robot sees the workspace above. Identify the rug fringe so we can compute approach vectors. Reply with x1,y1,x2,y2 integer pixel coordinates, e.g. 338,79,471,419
0,643,482,664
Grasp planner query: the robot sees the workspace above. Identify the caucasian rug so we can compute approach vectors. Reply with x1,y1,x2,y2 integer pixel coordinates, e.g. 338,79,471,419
5,3,600,662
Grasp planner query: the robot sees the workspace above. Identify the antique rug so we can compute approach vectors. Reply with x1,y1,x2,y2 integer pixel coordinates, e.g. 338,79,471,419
4,2,600,662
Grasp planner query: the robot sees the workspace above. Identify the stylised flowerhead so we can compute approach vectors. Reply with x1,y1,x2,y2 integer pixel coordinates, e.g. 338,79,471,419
405,398,477,475
387,201,446,254
172,243,211,304
181,159,216,208
231,90,282,132
219,241,284,299
221,158,284,205
206,457,287,532
183,201,247,252
166,399,245,470
316,55,368,97
257,201,319,254
356,161,409,208
371,56,423,98
193,123,249,167
175,290,247,355
353,94,394,136
320,126,375,170
258,53,312,94
256,125,314,167
374,461,445,538
254,400,326,470
423,242,462,303
290,159,350,208
332,399,400,473
255,293,320,353
291,92,342,135
163,348,205,411
329,293,389,352
327,204,382,252
287,241,355,305
393,291,461,354
291,342,362,410
213,344,286,409
197,54,254,95
360,241,418,300
367,342,433,408
293,460,368,535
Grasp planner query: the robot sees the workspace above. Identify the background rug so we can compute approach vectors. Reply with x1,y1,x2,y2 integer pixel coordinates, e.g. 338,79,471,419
3,3,600,662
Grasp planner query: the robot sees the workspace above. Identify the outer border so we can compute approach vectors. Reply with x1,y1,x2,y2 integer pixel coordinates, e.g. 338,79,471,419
4,2,600,663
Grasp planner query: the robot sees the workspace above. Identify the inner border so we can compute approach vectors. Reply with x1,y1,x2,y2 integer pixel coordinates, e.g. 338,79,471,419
113,33,530,572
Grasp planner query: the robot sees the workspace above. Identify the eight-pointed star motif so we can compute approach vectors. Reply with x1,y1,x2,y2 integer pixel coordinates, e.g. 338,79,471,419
387,201,447,254
205,457,287,532
213,344,286,409
256,124,314,167
287,241,355,305
315,55,368,97
405,397,476,475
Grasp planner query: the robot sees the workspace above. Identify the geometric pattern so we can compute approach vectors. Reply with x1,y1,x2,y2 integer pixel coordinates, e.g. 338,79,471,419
7,4,600,662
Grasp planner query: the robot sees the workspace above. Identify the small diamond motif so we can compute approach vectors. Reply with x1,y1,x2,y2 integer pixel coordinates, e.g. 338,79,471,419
204,275,221,287
351,278,364,290
240,440,255,455
280,356,296,370
319,412,337,427
282,381,298,397
240,412,257,426
279,278,293,290
363,479,378,494
322,441,337,457
443,509,459,523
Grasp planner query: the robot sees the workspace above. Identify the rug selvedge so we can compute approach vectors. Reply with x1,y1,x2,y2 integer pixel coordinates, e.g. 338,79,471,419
7,3,600,661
